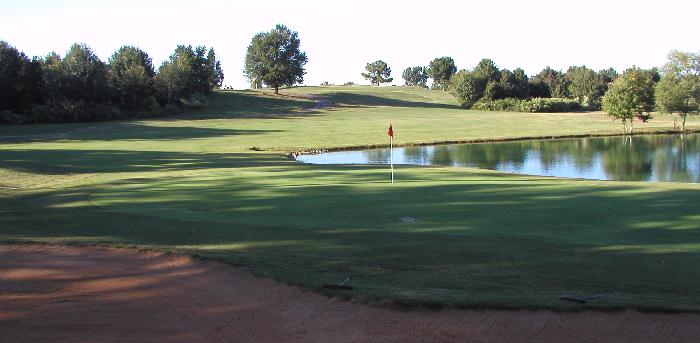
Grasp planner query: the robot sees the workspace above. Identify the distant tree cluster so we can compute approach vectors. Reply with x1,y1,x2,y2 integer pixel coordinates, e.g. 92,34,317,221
449,59,620,111
0,41,223,124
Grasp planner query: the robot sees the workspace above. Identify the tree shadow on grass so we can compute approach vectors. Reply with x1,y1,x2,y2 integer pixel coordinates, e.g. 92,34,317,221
176,90,322,120
0,149,291,175
0,121,282,144
318,92,461,110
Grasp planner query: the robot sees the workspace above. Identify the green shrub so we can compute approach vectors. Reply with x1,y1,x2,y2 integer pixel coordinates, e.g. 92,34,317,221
521,98,582,113
472,98,524,112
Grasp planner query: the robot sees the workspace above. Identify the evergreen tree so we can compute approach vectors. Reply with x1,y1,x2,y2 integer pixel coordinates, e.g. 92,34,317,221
362,60,393,86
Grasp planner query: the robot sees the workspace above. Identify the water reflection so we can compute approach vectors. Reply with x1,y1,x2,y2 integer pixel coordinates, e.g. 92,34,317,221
297,134,700,183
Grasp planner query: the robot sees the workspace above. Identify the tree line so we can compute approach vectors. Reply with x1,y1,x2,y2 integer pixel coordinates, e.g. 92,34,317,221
0,41,223,124
360,52,699,132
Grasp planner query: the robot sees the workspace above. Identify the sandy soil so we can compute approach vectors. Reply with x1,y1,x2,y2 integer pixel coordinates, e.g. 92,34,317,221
1,244,699,343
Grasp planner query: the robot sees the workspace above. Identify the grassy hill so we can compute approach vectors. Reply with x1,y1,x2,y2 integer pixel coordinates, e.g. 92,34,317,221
2,86,700,311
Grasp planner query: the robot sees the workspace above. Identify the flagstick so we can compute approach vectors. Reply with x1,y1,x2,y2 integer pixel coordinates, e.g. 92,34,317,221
390,136,394,184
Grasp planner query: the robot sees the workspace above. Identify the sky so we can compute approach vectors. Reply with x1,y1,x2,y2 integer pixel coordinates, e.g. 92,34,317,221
1,0,698,89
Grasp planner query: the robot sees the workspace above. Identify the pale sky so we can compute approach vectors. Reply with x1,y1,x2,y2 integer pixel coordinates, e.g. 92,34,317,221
1,0,698,89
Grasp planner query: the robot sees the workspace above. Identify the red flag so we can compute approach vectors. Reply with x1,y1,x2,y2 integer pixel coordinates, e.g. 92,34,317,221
388,124,394,138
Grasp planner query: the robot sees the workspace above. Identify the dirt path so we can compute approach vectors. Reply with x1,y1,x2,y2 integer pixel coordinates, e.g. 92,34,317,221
1,244,699,342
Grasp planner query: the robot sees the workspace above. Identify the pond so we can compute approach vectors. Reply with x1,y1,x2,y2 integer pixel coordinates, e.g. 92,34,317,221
297,134,700,183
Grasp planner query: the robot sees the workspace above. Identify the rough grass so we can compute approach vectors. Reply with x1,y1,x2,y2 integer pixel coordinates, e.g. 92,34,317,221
1,86,700,311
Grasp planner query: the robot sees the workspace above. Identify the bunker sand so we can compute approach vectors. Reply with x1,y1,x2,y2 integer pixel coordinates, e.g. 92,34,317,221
1,244,699,342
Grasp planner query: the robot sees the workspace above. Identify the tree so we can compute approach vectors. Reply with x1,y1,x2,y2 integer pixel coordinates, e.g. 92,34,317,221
155,46,199,104
427,56,457,90
450,69,482,108
362,60,393,86
402,66,428,87
655,50,700,131
496,69,516,99
512,68,530,99
41,52,63,106
206,47,224,90
602,67,656,134
244,24,307,94
108,46,155,110
531,67,568,98
59,43,109,104
565,66,605,109
0,41,43,114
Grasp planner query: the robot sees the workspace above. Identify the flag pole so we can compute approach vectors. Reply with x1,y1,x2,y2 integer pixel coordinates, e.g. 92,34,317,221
388,123,394,184
390,134,394,184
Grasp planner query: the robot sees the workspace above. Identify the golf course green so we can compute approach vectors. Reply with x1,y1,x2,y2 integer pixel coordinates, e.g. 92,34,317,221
2,86,700,311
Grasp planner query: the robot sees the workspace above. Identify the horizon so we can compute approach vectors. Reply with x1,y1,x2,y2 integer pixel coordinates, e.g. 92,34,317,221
1,0,698,89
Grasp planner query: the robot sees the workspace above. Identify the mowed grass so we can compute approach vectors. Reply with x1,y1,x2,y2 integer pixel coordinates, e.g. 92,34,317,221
2,86,700,311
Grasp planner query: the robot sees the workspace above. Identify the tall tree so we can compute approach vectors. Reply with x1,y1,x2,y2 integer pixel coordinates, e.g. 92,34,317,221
244,24,307,94
206,47,224,90
41,52,63,106
655,50,700,131
108,46,155,110
362,60,393,86
602,67,656,134
402,66,428,87
427,56,457,90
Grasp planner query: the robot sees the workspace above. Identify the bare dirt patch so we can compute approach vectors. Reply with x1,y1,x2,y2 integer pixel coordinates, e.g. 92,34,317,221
1,244,699,342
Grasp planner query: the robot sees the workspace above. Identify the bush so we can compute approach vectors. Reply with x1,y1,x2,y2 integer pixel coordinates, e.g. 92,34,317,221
0,110,30,124
472,98,524,112
521,98,582,113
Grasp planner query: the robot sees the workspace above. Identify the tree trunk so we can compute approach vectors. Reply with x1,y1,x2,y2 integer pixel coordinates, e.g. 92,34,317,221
629,118,634,134
274,83,279,94
682,113,687,131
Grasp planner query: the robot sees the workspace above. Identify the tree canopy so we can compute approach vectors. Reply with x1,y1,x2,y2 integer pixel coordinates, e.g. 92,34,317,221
362,60,393,86
427,57,457,90
0,41,43,114
244,24,307,94
655,50,700,131
108,46,156,110
1,40,224,124
402,66,428,88
565,66,606,110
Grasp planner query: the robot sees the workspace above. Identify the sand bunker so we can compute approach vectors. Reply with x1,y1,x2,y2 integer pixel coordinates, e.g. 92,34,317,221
1,244,699,342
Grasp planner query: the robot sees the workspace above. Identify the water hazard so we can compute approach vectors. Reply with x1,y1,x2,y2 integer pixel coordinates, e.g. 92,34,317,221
297,134,700,183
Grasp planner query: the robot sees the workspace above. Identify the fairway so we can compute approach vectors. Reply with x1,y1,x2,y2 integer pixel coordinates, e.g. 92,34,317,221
2,86,700,311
